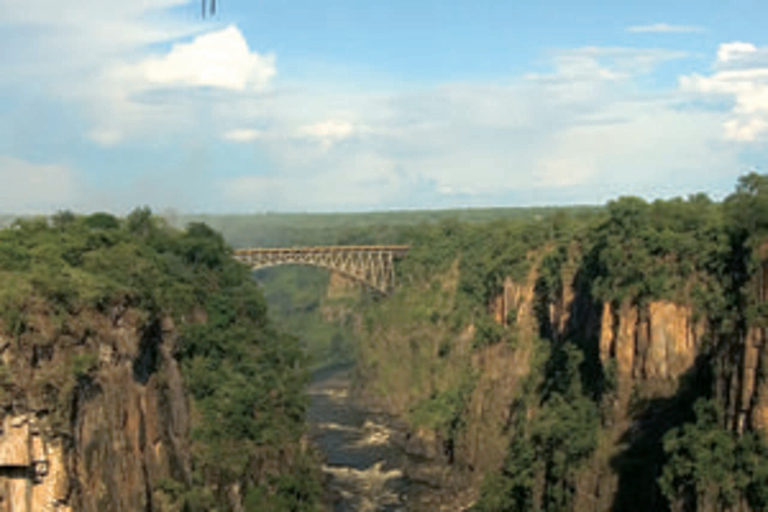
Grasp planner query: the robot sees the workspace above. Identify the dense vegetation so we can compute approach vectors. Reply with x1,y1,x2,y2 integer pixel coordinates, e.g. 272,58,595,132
167,173,768,511
0,209,321,511
467,174,768,511
267,173,768,511
4,173,762,510
660,399,768,511
255,266,360,370
178,207,597,372
474,342,599,512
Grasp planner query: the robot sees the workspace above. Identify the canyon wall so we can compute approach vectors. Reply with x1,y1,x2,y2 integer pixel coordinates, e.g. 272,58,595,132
353,240,768,511
731,252,768,434
0,307,190,512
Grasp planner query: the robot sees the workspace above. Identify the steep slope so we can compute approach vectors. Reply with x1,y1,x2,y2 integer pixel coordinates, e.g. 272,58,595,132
0,211,320,512
354,175,768,511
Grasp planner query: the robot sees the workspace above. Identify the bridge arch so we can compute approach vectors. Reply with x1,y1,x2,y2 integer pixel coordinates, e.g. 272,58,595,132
232,245,410,294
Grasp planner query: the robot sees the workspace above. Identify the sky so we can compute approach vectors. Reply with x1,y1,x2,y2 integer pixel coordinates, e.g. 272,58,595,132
1,0,767,214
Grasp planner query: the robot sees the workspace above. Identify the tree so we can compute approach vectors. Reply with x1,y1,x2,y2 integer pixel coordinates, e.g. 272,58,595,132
659,399,768,511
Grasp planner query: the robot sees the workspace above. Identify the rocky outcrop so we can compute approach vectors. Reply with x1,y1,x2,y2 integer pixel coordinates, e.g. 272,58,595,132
489,276,537,334
599,300,704,390
741,326,766,432
0,307,190,512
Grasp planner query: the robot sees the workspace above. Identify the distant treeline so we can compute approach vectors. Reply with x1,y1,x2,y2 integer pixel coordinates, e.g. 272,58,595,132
181,205,601,248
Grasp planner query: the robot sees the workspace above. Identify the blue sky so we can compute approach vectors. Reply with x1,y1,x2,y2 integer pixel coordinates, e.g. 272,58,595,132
1,0,767,213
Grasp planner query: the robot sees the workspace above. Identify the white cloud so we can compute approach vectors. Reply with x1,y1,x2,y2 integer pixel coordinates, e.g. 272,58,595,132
130,25,276,91
0,0,189,25
680,41,768,141
724,118,768,141
223,129,264,142
82,25,276,145
717,42,757,63
0,0,202,81
0,157,78,213
532,103,730,188
626,23,705,34
0,1,275,146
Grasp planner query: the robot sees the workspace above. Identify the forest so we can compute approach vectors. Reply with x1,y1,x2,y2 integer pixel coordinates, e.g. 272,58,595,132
0,209,322,511
227,173,768,511
391,173,768,511
1,173,767,511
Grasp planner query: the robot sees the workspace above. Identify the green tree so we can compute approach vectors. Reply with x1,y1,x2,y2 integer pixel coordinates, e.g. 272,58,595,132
660,399,768,511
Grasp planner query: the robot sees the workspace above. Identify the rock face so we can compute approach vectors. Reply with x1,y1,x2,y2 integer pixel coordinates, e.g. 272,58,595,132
0,415,69,512
598,300,704,389
733,254,768,433
463,276,537,476
0,307,190,512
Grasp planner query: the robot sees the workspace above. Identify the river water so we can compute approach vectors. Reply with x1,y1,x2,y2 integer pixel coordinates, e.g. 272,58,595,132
307,368,412,511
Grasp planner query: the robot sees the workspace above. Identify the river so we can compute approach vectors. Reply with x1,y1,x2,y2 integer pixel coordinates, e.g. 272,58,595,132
307,367,411,511
307,366,477,511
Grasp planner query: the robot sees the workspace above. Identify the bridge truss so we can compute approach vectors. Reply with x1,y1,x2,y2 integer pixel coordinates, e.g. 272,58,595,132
233,245,410,294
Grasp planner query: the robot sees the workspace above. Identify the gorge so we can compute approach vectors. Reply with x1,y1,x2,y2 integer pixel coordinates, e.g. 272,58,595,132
1,173,768,511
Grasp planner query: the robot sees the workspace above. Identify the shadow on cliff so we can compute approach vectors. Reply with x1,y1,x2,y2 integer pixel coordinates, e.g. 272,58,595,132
608,355,713,512
534,262,608,402
534,259,715,511
133,320,160,385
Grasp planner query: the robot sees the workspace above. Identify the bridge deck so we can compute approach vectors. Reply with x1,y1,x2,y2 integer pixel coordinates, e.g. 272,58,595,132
233,245,410,256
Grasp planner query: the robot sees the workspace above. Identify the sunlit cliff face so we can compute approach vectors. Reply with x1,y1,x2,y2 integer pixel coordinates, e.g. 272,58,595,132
0,415,71,512
0,308,190,512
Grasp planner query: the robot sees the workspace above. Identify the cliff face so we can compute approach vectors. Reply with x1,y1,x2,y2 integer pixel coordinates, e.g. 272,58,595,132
0,415,69,512
325,270,360,301
350,223,768,510
733,250,768,433
598,300,704,392
745,325,768,432
355,248,757,510
463,276,537,474
0,306,190,512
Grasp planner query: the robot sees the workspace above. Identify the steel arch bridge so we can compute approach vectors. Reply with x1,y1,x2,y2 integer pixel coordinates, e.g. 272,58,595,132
233,245,410,294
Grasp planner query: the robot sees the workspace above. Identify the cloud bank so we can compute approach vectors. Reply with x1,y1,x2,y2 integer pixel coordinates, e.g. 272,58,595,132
213,47,736,210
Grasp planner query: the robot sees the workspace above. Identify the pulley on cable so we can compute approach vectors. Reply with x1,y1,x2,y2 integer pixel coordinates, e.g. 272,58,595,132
201,0,216,18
